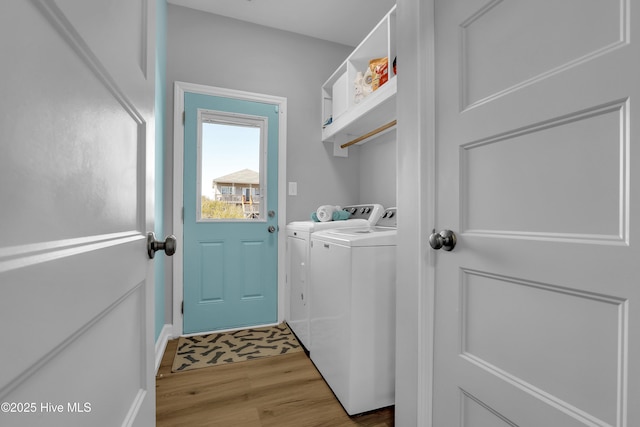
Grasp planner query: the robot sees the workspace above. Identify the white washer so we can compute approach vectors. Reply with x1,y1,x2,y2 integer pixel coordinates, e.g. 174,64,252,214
309,207,397,415
286,204,384,349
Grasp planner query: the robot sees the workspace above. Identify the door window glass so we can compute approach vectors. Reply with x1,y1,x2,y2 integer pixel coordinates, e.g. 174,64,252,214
197,110,265,221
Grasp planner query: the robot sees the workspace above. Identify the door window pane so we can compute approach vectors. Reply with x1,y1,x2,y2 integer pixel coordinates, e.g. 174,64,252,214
198,115,263,221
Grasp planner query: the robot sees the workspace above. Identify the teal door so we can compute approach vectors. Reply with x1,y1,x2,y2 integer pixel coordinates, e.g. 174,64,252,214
183,91,279,333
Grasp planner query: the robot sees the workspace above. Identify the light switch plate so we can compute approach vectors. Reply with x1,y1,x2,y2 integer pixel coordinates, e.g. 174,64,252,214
288,182,297,196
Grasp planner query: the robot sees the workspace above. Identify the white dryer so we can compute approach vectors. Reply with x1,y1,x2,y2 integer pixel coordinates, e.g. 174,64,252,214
309,207,397,415
285,204,384,349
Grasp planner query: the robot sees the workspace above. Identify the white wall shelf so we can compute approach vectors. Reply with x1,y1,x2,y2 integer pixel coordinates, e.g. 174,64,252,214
322,5,397,147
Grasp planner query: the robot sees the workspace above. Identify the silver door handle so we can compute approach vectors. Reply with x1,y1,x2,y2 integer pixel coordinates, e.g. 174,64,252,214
147,232,177,258
268,225,276,233
429,229,457,251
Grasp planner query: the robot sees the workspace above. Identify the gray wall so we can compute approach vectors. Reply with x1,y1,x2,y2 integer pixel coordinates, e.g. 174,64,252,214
357,131,397,209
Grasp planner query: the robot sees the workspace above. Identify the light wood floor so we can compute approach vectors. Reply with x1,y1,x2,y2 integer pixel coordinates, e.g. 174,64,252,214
156,338,394,426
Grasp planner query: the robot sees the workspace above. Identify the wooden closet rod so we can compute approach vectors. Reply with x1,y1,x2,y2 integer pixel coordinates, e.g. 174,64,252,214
340,120,397,149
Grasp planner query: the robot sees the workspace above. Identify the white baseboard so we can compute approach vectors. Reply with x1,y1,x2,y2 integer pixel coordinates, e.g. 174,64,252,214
155,324,173,374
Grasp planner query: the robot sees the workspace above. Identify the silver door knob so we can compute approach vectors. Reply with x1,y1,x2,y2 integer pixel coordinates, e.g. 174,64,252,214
268,225,276,233
429,229,457,251
147,232,177,259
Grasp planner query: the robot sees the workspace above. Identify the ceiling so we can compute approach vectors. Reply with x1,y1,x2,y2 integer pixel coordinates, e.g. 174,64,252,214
166,0,397,47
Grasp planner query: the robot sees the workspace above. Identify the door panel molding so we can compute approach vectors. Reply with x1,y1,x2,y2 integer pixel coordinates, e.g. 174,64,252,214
5,1,147,247
460,0,628,110
172,81,287,336
461,389,518,427
33,0,148,124
460,99,628,243
460,268,627,426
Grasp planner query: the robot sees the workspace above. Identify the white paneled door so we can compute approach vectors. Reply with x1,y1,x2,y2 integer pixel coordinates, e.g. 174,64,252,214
0,1,156,426
431,1,638,426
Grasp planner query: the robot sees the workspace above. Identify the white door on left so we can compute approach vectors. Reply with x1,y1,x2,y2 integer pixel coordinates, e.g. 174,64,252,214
0,1,156,426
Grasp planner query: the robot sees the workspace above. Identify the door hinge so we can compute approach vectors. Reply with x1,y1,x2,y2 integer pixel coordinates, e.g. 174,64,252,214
182,111,185,124
182,207,184,223
181,301,184,315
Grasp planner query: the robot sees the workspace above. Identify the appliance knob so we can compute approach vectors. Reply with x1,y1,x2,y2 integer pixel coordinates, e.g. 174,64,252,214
386,211,394,218
360,208,366,214
350,208,357,214
365,207,371,213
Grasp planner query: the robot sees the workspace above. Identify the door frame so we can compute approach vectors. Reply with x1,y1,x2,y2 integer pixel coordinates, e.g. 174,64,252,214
395,0,436,426
172,81,287,336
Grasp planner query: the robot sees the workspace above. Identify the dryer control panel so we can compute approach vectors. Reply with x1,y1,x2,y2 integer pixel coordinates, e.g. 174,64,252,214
376,207,397,228
342,204,384,224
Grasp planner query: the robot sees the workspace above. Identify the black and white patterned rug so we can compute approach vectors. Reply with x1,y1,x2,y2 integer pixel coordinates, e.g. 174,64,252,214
171,322,303,372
